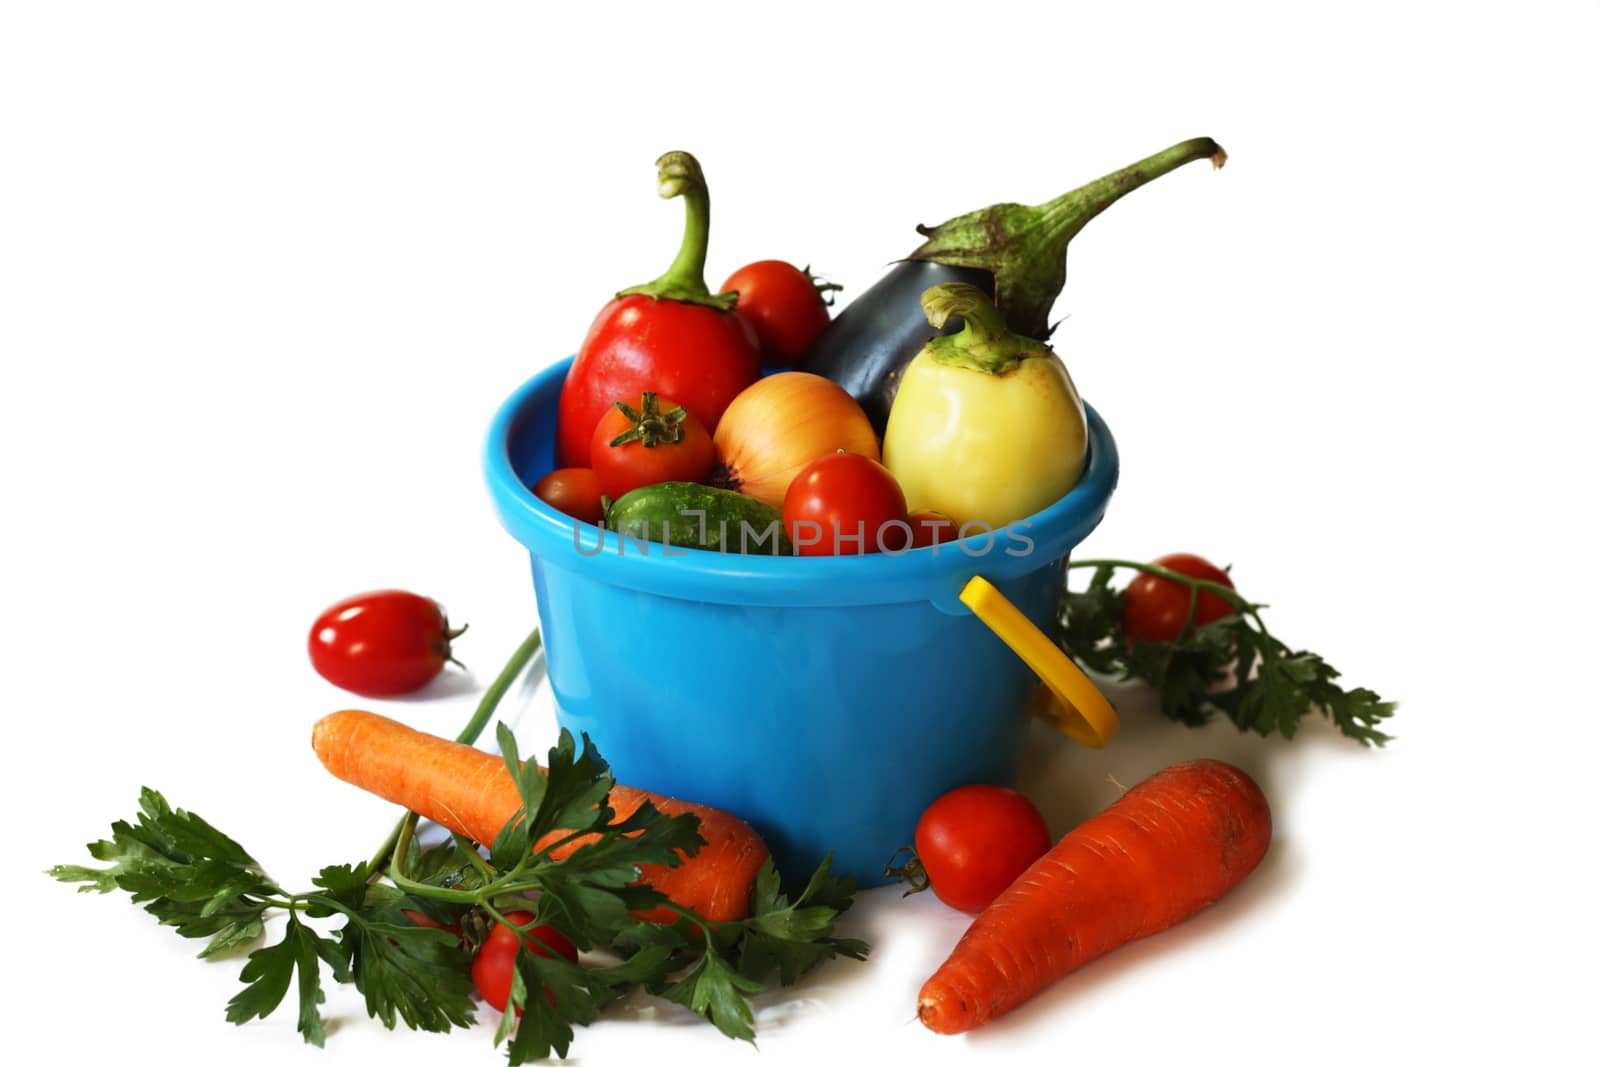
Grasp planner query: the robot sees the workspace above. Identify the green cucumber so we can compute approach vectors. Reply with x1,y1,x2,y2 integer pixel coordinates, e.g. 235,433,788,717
604,482,793,555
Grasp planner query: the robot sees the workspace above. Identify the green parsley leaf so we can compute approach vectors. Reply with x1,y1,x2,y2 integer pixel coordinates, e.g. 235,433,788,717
50,789,280,943
493,953,529,1049
735,856,868,984
505,980,573,1064
545,810,700,886
226,915,332,1046
525,728,619,844
1058,562,1396,745
198,916,266,959
408,835,479,888
48,863,119,893
501,948,625,1064
590,944,677,990
487,813,532,873
50,709,872,1059
656,947,764,1043
131,787,259,868
610,916,694,955
613,855,868,1033
339,916,476,1033
310,862,371,908
290,919,331,1046
494,722,549,821
531,871,634,949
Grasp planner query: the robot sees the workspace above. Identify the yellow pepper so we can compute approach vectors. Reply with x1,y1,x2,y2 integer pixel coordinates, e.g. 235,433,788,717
882,283,1087,530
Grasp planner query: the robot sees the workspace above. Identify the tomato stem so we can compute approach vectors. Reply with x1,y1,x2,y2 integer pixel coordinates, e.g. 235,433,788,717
883,846,931,896
607,392,688,448
617,151,736,310
803,264,843,308
443,622,469,670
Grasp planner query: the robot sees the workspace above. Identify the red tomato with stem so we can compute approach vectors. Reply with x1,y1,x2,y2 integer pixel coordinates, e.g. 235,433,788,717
558,296,757,468
906,785,1052,914
590,392,714,499
470,911,579,1014
533,468,604,524
907,510,960,548
555,152,760,467
783,452,910,556
720,260,837,368
1121,552,1238,644
308,591,464,697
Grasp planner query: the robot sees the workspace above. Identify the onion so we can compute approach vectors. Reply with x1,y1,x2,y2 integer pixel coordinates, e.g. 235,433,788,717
712,372,880,508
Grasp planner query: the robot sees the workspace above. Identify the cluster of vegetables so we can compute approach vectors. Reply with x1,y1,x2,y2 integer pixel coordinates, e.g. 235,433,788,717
50,136,1395,1064
55,601,1273,1061
532,142,1227,554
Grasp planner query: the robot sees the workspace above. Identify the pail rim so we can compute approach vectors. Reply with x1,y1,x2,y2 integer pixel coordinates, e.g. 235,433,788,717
485,358,1119,609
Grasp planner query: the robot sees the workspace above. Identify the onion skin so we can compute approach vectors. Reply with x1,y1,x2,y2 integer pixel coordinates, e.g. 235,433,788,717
712,372,880,509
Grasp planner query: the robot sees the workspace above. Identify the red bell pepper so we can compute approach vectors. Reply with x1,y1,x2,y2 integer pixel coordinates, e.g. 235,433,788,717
555,151,760,468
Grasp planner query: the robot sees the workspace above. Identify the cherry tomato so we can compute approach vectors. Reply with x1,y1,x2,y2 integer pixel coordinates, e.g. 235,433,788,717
912,785,1052,913
308,590,463,697
533,468,604,525
470,911,579,1014
590,392,715,499
907,510,960,548
720,260,835,368
557,295,758,468
1121,552,1237,644
782,452,910,556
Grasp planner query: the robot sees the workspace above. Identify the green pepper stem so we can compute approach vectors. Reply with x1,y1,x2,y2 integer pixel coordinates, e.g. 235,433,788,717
910,137,1226,341
617,151,736,310
920,282,1053,375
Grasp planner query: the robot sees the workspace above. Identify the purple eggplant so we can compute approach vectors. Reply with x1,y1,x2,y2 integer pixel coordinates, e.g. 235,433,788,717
808,137,1227,433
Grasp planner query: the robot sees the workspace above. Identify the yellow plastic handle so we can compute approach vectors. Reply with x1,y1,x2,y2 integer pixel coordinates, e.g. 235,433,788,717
960,576,1119,748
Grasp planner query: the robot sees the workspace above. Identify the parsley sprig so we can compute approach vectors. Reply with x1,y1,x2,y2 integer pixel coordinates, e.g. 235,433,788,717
1058,559,1396,746
613,855,868,1041
48,789,475,1046
49,630,867,1061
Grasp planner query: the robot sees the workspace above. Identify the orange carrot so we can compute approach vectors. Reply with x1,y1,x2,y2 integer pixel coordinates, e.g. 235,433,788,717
310,709,768,923
918,759,1271,1034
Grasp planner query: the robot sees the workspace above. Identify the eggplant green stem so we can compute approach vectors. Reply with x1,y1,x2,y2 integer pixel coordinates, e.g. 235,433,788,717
617,151,736,310
910,136,1227,341
365,625,545,881
921,282,1053,375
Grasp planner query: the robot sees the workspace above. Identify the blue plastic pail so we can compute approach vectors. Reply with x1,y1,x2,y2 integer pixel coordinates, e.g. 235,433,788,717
485,358,1118,884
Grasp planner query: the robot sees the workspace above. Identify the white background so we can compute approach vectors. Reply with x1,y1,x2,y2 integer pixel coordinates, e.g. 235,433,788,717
4,2,1596,1064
